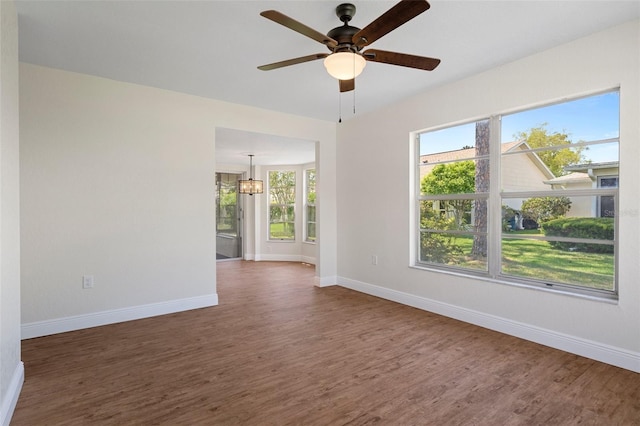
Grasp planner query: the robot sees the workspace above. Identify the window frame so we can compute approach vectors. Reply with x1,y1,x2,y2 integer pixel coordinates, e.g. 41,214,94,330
215,172,240,236
304,168,317,243
268,169,296,241
414,90,620,300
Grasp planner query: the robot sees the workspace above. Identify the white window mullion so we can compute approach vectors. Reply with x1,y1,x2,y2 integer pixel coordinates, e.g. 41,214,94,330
413,134,421,265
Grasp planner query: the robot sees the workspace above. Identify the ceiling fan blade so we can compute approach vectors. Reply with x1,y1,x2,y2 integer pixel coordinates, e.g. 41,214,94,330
353,0,430,49
261,10,338,49
258,53,329,71
363,49,440,71
339,79,354,93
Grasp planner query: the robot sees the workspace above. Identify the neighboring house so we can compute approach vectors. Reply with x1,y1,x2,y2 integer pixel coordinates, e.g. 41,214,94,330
544,162,619,218
420,140,555,212
421,142,620,221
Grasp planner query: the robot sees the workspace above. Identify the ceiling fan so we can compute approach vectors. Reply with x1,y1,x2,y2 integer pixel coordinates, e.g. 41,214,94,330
258,0,441,93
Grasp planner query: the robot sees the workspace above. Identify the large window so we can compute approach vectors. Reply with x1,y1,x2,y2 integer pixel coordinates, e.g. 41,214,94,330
305,169,316,242
269,170,296,240
417,90,619,297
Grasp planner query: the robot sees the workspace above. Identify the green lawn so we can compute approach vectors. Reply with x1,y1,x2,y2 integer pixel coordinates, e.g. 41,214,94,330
451,232,614,291
269,222,295,240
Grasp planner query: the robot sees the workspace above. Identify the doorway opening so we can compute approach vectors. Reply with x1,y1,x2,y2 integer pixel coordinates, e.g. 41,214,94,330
216,172,243,260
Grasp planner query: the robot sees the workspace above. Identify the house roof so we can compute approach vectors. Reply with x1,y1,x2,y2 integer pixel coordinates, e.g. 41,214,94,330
420,141,520,164
420,140,556,180
564,162,620,172
543,172,592,185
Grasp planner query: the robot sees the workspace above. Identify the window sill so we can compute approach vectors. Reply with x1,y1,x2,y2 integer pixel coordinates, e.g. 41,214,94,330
409,264,619,304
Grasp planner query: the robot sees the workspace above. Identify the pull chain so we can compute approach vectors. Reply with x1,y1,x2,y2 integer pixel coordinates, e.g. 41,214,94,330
353,82,356,115
353,53,357,115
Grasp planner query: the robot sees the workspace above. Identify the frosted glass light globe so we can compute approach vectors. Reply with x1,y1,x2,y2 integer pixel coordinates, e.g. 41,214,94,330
323,52,366,80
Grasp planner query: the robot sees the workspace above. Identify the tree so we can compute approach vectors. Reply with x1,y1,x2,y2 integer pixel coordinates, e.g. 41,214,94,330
269,171,296,238
269,171,295,205
521,196,572,224
421,161,475,229
472,120,490,258
216,180,238,233
514,124,584,176
220,190,236,207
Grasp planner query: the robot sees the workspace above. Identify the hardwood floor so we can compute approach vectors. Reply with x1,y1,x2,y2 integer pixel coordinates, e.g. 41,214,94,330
12,261,640,425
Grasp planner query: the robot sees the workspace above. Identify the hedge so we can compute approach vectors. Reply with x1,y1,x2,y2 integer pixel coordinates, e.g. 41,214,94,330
542,217,614,253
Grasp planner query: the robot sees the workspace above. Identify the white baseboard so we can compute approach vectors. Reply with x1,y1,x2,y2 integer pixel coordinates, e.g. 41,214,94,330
251,255,317,264
301,256,316,265
21,293,218,340
338,276,640,373
258,254,304,262
315,275,337,287
1,361,24,426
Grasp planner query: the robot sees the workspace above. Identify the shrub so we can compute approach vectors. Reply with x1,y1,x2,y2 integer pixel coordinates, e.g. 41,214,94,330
420,232,464,264
420,201,464,263
542,217,614,253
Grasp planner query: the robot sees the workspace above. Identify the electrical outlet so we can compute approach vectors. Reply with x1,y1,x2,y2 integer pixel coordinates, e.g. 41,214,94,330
82,275,94,289
371,255,378,265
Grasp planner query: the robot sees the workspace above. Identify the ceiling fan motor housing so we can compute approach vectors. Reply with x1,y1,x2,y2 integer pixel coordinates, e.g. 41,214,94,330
328,3,361,52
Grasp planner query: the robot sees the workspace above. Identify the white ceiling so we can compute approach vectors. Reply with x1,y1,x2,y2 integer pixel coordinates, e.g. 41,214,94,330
215,128,315,166
15,0,640,165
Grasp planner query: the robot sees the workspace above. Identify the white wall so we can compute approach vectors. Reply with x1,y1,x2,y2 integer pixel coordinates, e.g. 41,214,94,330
19,63,337,337
336,20,640,372
0,1,23,424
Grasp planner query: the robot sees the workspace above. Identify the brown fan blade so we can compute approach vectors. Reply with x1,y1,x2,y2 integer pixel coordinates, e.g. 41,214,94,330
353,0,430,49
261,10,338,49
339,79,354,93
258,53,329,71
363,49,440,71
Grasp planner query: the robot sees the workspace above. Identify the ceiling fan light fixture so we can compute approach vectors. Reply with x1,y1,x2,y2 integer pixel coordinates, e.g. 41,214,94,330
323,52,366,80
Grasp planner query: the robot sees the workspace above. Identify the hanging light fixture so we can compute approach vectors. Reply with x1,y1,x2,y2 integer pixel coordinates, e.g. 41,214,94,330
323,51,366,80
238,154,263,196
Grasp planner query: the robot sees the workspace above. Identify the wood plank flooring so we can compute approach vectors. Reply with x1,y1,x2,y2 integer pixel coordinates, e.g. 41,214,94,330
12,261,640,425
